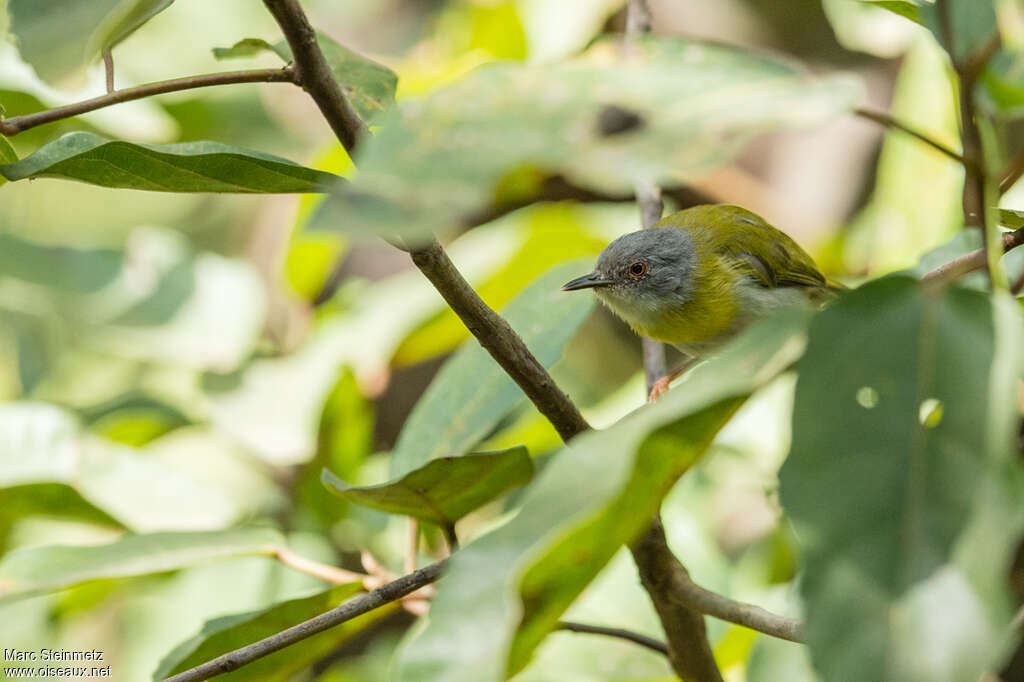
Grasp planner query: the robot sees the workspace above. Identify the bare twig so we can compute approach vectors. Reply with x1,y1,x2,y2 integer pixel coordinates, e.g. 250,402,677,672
161,560,446,682
922,228,1024,285
274,546,367,585
557,621,668,655
409,239,591,441
262,0,367,154
1000,152,1024,193
0,68,296,137
854,107,966,165
102,50,115,93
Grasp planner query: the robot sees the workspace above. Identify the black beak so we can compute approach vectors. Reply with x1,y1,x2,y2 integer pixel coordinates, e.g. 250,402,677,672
561,272,611,291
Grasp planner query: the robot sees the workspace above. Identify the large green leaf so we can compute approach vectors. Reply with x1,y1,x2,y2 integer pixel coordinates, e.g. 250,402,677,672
0,527,283,601
918,0,997,64
389,262,594,477
310,35,861,241
8,0,174,85
323,447,532,526
0,132,339,193
858,0,923,25
396,309,812,682
780,277,1024,682
0,402,245,531
0,231,122,292
154,583,391,681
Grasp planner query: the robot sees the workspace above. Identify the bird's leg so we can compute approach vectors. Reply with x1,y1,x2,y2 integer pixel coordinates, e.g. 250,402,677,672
648,359,695,403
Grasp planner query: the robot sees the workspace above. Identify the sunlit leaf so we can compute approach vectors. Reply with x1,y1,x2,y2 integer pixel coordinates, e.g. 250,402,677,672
155,582,392,681
390,262,594,477
310,35,861,241
324,446,532,526
396,310,811,682
79,392,191,446
780,277,1024,682
8,0,175,85
0,131,339,193
0,135,15,187
0,527,283,601
273,32,398,123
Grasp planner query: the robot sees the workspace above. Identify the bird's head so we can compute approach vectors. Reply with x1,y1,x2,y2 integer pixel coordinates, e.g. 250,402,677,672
561,227,697,324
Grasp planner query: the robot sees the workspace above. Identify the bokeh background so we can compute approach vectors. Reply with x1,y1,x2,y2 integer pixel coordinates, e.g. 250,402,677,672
0,1,996,680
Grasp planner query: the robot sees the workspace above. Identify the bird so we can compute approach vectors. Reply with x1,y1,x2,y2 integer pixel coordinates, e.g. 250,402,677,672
561,204,841,400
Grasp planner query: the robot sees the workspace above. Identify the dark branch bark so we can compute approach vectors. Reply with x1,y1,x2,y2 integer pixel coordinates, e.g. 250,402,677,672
262,0,367,154
161,561,446,682
409,239,591,441
631,519,725,681
0,68,296,137
557,621,668,655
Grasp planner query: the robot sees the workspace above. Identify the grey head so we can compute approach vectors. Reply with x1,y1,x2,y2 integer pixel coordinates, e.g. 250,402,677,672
561,227,697,322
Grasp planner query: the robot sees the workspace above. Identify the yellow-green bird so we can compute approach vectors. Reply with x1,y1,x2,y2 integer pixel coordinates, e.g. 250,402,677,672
562,204,840,397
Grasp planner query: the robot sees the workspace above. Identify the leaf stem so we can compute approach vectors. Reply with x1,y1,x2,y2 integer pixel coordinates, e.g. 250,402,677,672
440,522,459,552
273,546,367,585
102,50,115,94
922,228,1024,285
0,68,297,137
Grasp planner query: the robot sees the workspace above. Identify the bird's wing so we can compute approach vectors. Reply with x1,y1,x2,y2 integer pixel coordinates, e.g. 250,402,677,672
691,205,828,290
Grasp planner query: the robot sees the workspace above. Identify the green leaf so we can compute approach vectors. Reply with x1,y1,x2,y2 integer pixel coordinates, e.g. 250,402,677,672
389,262,594,477
396,309,812,682
780,277,1024,682
918,0,998,64
212,38,279,61
155,582,391,681
273,32,397,123
8,0,174,85
1000,208,1024,229
858,0,923,25
323,446,532,525
0,131,340,193
79,392,191,446
0,231,122,292
310,35,861,241
0,402,246,531
0,136,16,188
0,527,283,601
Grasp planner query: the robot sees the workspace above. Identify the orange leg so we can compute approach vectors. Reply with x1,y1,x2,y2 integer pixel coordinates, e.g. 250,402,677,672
648,360,695,403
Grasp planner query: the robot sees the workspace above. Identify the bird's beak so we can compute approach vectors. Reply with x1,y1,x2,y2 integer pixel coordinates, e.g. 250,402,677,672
561,272,612,291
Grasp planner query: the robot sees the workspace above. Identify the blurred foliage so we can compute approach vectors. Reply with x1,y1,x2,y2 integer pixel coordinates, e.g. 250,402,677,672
0,1,1022,682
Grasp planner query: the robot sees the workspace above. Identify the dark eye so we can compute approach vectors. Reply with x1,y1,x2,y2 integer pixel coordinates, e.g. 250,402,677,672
629,261,647,278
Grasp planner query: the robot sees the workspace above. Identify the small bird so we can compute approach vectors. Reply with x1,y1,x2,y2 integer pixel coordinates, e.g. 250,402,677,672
562,204,840,400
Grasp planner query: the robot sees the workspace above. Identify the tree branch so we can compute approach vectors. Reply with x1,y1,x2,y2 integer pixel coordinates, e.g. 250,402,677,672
664,567,805,643
557,621,668,655
0,68,296,137
854,107,966,165
262,0,367,154
922,228,1024,285
409,239,591,440
160,560,446,682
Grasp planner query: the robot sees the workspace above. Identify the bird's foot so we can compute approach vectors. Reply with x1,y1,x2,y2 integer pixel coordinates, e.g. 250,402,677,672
648,376,672,403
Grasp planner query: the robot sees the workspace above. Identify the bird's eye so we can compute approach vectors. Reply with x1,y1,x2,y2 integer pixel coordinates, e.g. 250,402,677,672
629,261,647,278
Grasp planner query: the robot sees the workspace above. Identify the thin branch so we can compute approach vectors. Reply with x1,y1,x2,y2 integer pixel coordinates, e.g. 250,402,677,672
999,151,1024,193
161,560,446,682
854,107,966,165
440,522,459,552
666,571,804,643
274,547,368,585
409,239,591,441
922,228,1024,285
262,0,367,154
0,68,296,137
102,50,115,94
557,621,668,655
